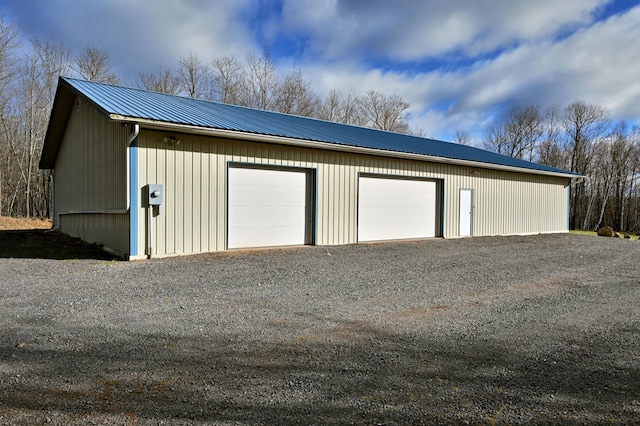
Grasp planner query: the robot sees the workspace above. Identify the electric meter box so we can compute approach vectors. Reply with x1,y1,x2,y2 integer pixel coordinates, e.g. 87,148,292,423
145,184,163,207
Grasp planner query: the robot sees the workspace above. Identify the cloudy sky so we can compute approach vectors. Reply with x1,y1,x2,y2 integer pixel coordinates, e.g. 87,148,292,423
2,0,639,142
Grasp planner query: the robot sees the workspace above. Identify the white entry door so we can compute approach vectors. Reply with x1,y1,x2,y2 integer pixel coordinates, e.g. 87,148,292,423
358,176,437,242
228,167,309,249
459,188,473,237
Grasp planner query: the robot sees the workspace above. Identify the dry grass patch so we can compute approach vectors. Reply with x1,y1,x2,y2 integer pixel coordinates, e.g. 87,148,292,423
0,216,51,230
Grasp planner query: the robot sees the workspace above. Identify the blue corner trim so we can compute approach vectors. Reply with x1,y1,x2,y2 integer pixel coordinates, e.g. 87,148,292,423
130,141,139,256
567,182,571,231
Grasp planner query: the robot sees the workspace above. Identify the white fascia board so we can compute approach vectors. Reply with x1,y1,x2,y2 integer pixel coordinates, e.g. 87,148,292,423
109,115,579,179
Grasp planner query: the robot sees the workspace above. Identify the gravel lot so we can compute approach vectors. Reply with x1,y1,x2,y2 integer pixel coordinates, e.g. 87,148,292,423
1,233,639,425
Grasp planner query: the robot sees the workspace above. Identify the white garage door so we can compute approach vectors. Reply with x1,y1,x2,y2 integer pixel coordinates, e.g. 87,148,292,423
358,176,437,242
228,167,308,249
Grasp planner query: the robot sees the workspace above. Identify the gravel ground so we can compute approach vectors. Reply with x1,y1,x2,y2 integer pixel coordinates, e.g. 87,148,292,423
0,233,639,425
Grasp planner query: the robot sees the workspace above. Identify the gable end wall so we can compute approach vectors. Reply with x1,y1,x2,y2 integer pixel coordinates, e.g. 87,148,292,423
53,96,130,256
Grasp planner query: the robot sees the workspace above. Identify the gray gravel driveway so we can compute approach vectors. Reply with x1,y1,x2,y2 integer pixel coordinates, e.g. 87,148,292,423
1,233,639,425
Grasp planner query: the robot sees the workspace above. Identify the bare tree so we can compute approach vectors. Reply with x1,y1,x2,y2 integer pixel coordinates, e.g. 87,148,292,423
74,45,119,84
241,51,279,110
483,105,543,160
178,52,211,99
627,127,640,232
211,55,244,104
482,121,509,155
274,64,319,117
562,100,610,229
0,14,20,216
358,90,410,133
454,129,473,145
9,38,72,218
410,127,429,138
584,141,613,231
319,90,371,127
0,15,20,111
317,89,341,122
608,121,637,231
0,13,18,87
563,100,610,175
537,138,568,170
506,105,543,160
337,90,366,127
138,65,181,95
537,104,567,169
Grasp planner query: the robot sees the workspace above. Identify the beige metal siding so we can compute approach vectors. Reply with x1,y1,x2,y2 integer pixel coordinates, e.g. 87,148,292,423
53,96,129,255
136,130,569,257
457,170,569,237
58,213,129,256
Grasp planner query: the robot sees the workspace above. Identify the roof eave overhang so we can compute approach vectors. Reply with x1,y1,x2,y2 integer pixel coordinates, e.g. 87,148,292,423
110,115,580,179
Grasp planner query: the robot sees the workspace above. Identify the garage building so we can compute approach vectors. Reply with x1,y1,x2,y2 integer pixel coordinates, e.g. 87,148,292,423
40,78,578,259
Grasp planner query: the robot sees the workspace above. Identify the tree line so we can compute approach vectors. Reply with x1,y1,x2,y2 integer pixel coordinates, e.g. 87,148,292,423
1,13,638,233
136,51,412,134
467,102,640,233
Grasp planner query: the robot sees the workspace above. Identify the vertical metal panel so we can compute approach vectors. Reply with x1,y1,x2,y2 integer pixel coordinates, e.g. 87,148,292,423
136,130,569,257
55,97,127,211
192,139,202,252
54,96,129,255
463,169,569,237
60,213,129,257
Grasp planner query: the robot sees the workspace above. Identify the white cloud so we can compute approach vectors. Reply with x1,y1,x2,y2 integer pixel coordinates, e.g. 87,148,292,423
300,3,640,140
6,0,258,80
279,0,609,60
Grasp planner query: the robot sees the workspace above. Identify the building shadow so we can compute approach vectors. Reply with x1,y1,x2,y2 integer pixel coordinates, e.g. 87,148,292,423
0,229,120,260
1,322,638,424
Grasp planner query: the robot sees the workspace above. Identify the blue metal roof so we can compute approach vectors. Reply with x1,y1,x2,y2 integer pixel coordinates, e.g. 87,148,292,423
41,77,577,177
